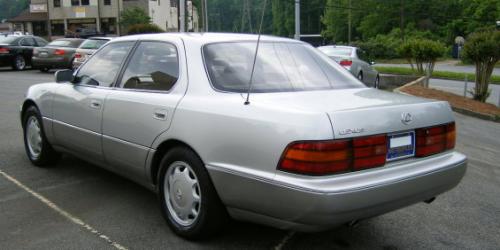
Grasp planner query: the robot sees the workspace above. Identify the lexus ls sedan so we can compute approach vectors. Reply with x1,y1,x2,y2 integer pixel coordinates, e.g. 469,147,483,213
21,33,467,240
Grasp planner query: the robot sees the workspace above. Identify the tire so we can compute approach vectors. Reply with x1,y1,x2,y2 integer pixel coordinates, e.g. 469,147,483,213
158,147,228,240
12,55,26,71
374,74,380,88
39,67,50,73
22,106,60,166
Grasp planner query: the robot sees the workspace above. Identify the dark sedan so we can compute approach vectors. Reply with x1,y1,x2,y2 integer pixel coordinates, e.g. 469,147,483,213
0,35,48,70
32,38,84,72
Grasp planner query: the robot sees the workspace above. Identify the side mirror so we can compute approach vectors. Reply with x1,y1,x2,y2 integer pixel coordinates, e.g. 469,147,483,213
55,69,74,83
370,61,376,65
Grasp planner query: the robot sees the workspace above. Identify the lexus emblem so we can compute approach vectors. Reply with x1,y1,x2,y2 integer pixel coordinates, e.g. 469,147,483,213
401,112,412,125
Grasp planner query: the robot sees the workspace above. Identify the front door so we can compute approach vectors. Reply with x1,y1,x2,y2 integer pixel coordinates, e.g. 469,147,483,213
102,40,187,180
52,41,135,164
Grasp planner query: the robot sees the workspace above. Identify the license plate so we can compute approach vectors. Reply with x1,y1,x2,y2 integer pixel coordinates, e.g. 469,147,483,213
387,131,415,161
39,52,48,57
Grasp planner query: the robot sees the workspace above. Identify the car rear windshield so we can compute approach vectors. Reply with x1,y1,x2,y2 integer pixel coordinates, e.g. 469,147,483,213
47,39,83,48
203,42,363,93
0,36,20,45
79,39,108,49
318,46,353,57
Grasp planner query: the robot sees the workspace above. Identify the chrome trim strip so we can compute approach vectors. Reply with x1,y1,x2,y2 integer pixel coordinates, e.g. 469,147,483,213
102,134,151,151
51,119,101,136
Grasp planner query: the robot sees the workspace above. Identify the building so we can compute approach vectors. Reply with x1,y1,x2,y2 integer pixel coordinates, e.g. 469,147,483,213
6,0,49,38
149,0,199,32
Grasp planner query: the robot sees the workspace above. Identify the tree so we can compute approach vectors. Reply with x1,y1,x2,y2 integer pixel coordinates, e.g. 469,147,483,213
127,23,164,35
462,30,500,102
120,7,151,29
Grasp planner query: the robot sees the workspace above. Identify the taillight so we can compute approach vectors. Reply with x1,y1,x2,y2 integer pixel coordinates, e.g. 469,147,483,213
339,60,352,67
74,53,81,59
54,49,65,55
415,122,455,157
278,134,387,175
0,47,9,54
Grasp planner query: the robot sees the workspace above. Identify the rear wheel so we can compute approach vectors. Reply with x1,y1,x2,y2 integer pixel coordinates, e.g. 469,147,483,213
357,72,363,82
374,74,380,88
158,147,228,240
22,106,60,166
12,55,26,71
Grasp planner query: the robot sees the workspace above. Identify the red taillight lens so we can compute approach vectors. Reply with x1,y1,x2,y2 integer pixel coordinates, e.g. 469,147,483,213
74,53,81,59
415,122,455,157
278,134,387,175
0,47,9,54
353,135,387,170
339,60,352,67
54,49,65,55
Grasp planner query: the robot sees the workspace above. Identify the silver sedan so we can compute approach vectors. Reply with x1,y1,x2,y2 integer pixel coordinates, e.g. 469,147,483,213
20,33,466,240
318,45,380,88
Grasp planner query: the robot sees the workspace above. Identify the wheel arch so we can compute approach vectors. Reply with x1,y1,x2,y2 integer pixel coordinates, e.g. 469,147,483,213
20,99,39,127
150,139,205,186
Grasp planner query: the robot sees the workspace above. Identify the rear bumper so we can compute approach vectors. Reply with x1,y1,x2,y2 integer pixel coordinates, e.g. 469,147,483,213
32,57,71,68
207,151,467,231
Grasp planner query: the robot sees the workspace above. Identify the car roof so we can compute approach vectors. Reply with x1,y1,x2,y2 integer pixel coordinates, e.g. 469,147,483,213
318,45,357,49
86,37,113,40
111,32,301,45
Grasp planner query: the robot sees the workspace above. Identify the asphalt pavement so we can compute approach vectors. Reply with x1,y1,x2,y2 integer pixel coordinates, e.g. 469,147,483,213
1,69,499,249
429,78,500,106
378,61,500,75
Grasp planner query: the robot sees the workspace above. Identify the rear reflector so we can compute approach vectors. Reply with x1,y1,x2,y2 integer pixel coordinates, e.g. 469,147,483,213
415,122,455,157
339,60,352,67
0,47,8,54
278,134,387,175
74,53,81,58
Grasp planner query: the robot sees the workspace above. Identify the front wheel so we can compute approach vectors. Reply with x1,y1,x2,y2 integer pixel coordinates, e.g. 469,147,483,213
158,147,228,240
374,75,380,89
357,72,364,82
23,106,60,166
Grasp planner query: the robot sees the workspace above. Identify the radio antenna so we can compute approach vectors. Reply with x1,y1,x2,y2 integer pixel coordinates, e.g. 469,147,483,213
244,0,268,105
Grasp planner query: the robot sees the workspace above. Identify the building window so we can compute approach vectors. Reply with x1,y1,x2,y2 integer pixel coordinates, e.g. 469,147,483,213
54,0,61,7
104,0,111,5
100,18,116,34
81,0,89,5
71,0,79,6
170,0,177,7
51,20,65,36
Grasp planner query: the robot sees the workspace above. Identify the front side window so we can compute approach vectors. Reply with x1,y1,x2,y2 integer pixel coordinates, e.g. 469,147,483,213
119,42,179,91
75,42,134,87
203,42,363,93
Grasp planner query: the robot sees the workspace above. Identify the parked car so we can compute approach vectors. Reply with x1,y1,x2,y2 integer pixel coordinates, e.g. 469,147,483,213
72,37,112,70
65,28,105,39
21,33,466,240
32,38,84,72
318,45,380,88
0,35,48,70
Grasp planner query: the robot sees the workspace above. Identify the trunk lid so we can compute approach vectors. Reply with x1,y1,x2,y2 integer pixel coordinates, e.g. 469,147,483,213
251,88,454,139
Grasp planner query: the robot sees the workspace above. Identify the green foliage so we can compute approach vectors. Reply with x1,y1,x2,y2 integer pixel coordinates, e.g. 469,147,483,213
126,23,164,35
462,30,500,102
0,0,29,20
397,39,445,77
120,7,151,29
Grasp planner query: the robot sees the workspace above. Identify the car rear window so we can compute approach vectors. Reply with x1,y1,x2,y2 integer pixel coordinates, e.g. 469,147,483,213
318,46,353,57
79,39,109,49
47,39,83,48
0,36,20,45
203,42,363,93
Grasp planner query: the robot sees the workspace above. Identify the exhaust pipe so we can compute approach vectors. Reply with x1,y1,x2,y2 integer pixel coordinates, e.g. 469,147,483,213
424,197,436,204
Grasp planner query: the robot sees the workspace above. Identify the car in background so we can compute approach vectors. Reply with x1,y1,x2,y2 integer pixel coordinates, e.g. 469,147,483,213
72,37,112,70
32,38,84,72
0,35,48,70
318,45,380,88
65,28,105,39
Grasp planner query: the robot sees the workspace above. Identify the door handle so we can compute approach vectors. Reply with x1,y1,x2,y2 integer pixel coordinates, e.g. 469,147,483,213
153,109,168,120
90,100,101,109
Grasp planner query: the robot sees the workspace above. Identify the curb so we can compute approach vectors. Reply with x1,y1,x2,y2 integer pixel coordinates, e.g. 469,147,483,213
394,76,500,123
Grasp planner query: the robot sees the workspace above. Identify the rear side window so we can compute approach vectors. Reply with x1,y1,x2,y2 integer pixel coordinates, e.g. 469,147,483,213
20,38,35,46
79,39,109,49
203,42,363,93
75,42,134,87
35,37,48,46
119,42,179,91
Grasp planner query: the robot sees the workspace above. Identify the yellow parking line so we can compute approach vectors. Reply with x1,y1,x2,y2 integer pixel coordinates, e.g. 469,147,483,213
0,169,128,250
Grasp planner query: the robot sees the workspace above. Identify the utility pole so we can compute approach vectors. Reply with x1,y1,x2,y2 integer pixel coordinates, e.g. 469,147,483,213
400,0,405,41
348,0,351,44
180,0,186,32
204,0,208,32
294,0,300,40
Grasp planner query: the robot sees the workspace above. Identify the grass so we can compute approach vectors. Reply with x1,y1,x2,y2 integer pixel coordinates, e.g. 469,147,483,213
374,66,500,84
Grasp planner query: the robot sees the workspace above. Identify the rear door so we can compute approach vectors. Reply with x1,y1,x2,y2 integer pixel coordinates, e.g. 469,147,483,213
102,39,187,179
52,41,135,165
19,37,36,64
